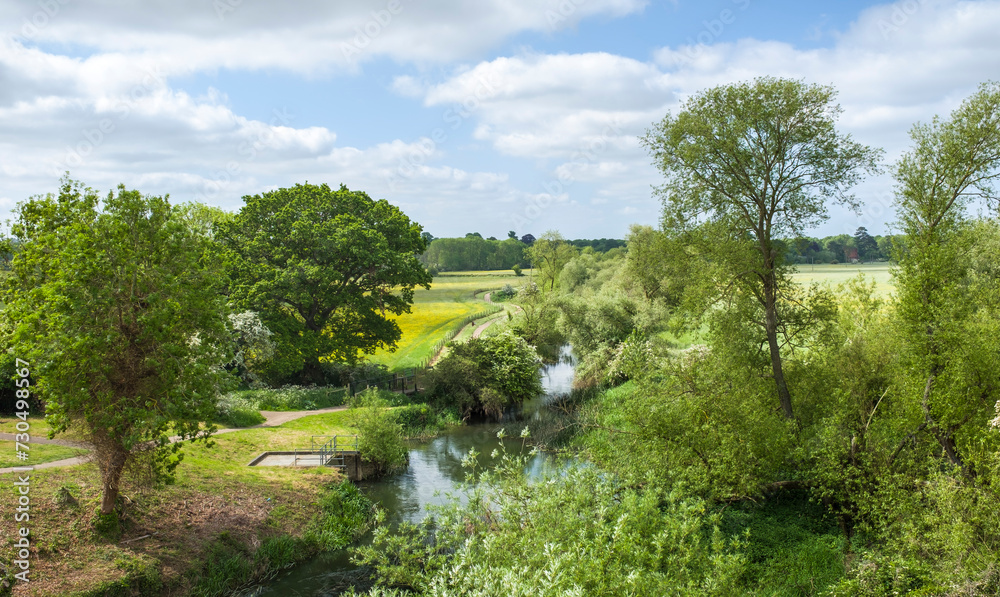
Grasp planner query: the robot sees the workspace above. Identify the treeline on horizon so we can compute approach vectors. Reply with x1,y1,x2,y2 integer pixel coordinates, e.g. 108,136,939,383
418,231,626,272
418,225,899,273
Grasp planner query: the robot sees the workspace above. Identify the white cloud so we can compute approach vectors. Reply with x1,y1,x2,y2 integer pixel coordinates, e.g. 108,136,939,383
406,0,1000,234
2,0,647,74
2,0,999,238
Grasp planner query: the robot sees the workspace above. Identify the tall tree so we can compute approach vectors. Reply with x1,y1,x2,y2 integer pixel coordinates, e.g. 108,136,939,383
215,183,431,384
893,81,1000,473
854,226,878,261
641,77,882,420
3,179,231,515
528,230,577,291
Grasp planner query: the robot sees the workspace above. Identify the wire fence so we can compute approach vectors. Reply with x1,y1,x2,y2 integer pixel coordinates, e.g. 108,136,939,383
416,303,504,369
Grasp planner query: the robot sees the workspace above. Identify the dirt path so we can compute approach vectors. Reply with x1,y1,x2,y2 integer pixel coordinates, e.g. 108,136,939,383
471,292,506,339
0,406,351,475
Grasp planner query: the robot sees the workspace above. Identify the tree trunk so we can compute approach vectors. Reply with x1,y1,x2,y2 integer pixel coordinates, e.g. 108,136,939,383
763,271,794,420
99,445,128,515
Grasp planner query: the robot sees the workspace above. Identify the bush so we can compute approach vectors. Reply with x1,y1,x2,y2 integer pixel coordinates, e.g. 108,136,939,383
390,403,459,437
351,390,408,477
304,481,378,550
512,264,523,276
347,387,406,409
427,331,543,419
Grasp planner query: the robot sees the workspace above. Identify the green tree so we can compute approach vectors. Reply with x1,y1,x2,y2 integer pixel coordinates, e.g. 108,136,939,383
893,81,1000,473
215,183,431,384
351,390,408,477
641,77,882,420
2,179,231,515
854,227,879,261
428,331,542,419
527,230,577,291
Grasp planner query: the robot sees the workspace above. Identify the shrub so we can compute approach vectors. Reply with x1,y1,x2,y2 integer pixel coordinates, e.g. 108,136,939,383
351,390,408,477
427,331,543,419
512,264,522,276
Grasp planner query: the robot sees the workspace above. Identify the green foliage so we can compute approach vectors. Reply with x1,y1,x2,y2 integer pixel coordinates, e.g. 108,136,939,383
508,282,564,352
3,178,231,514
391,402,459,437
891,81,1000,474
427,331,543,418
511,264,522,276
527,230,577,291
351,390,408,476
720,492,846,595
352,433,745,596
222,385,347,412
189,482,375,596
215,182,431,384
421,236,526,271
214,401,266,428
642,77,882,421
226,310,276,387
303,481,379,550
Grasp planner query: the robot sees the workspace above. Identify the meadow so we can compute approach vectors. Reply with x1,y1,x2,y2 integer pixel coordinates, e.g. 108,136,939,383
367,270,528,370
788,262,894,296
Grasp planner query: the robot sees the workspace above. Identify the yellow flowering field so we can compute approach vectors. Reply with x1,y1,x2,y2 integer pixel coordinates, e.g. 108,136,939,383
368,271,529,370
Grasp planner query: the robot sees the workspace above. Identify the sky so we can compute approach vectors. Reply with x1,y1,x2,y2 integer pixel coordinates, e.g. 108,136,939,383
0,0,998,240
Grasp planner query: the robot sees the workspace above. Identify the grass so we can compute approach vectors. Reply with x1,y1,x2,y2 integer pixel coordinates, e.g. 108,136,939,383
369,271,527,370
789,262,894,297
0,440,86,467
0,409,361,596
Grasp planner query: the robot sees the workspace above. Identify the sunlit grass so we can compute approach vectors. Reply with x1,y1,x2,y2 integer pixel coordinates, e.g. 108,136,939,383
369,271,528,370
0,440,87,467
789,262,894,297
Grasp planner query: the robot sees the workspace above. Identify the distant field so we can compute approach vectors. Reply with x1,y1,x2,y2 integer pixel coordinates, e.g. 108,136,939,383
789,262,895,296
367,270,528,370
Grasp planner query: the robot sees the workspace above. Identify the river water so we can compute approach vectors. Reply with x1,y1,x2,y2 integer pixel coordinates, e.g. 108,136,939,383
253,346,577,596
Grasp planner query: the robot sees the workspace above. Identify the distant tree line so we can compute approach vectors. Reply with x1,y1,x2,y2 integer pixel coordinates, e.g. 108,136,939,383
781,226,903,264
419,232,626,272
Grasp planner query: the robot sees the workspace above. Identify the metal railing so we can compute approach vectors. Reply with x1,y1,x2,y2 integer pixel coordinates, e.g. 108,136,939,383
310,435,359,469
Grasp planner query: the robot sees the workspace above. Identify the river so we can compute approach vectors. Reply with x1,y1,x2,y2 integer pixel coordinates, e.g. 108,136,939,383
251,346,577,596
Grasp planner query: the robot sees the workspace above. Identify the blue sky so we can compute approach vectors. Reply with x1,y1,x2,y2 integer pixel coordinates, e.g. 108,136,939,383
1,0,998,239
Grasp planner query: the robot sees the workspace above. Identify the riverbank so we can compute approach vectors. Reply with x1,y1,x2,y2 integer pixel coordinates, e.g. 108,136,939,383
0,410,376,596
